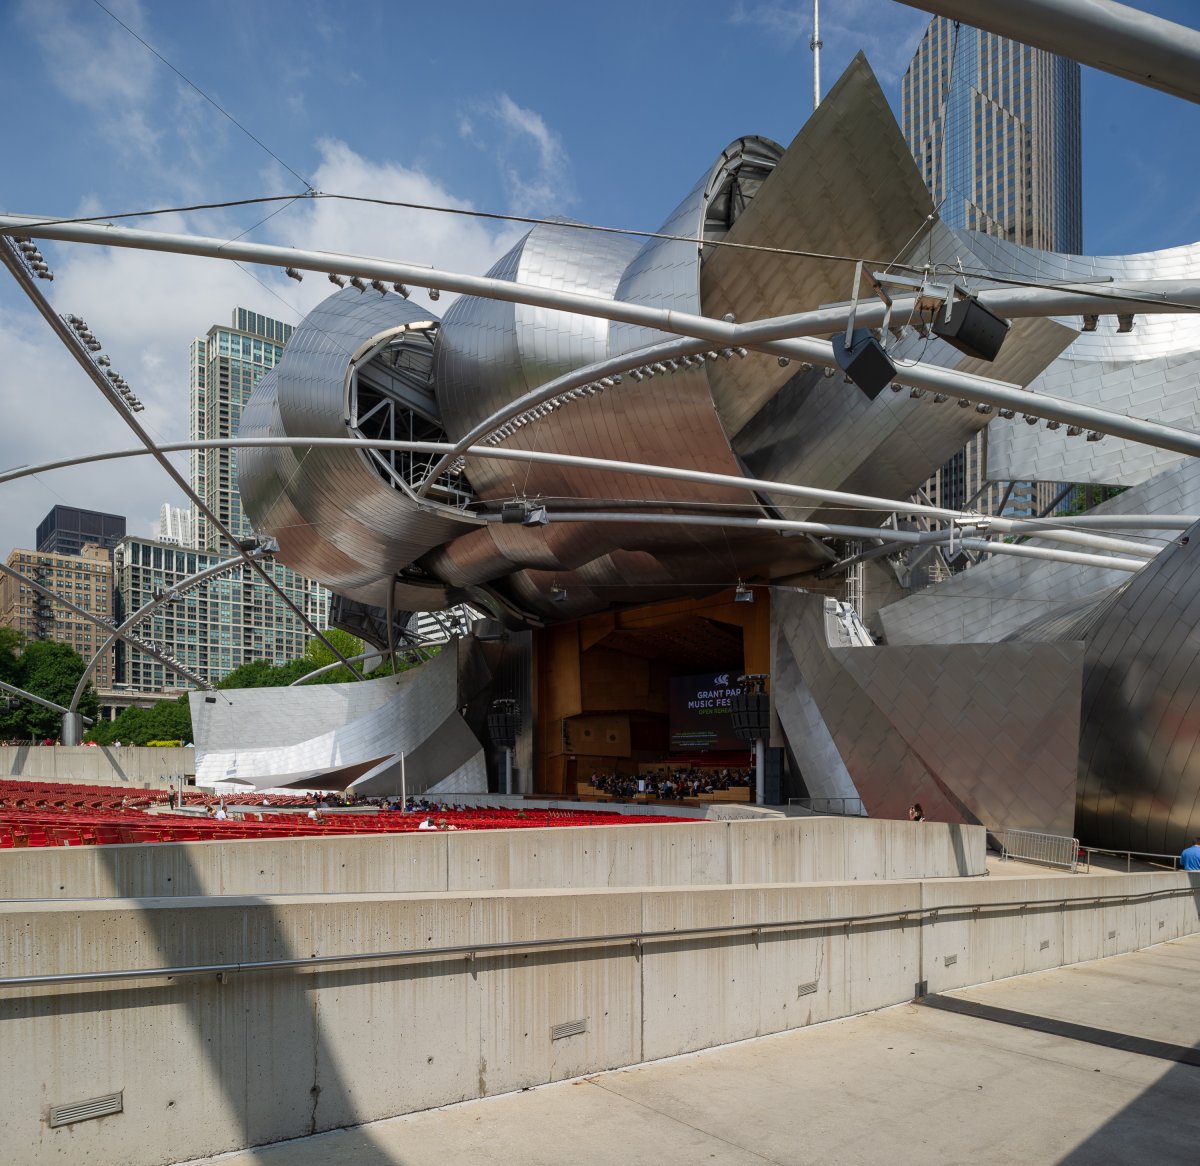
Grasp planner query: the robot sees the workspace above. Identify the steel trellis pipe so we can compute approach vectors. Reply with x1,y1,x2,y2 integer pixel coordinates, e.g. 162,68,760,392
1,216,1199,459
0,436,1189,551
0,678,93,726
67,549,269,714
0,560,213,695
0,235,364,682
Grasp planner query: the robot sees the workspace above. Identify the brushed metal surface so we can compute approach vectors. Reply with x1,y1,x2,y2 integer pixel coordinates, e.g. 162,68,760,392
189,639,486,796
239,289,475,608
774,589,1080,833
1074,518,1200,854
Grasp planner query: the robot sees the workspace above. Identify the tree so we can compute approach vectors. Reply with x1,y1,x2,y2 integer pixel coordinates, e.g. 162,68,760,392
301,629,365,683
0,627,22,685
0,640,97,741
88,694,193,746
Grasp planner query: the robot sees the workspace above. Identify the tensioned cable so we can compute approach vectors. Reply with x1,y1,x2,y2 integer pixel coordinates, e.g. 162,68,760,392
90,0,313,191
8,190,1195,315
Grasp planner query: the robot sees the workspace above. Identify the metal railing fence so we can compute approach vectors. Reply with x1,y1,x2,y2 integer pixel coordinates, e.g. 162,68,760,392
1077,847,1183,873
787,797,866,817
992,828,1080,872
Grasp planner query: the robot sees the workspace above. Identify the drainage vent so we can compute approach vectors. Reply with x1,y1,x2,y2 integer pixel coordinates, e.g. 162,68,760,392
1107,930,1117,940
1039,939,1050,951
551,1018,587,1041
797,980,819,998
943,954,957,967
49,1092,123,1128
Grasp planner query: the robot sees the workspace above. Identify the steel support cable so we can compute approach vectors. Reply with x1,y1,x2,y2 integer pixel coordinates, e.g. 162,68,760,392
1,215,1198,461
0,437,1192,552
0,239,364,681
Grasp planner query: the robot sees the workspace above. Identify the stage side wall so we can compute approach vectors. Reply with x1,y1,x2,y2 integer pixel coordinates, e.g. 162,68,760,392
1,873,1197,1165
0,817,984,899
0,746,194,789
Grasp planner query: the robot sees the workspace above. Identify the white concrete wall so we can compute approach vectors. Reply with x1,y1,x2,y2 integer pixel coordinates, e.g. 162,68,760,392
1,872,1196,1165
0,817,984,900
0,746,194,788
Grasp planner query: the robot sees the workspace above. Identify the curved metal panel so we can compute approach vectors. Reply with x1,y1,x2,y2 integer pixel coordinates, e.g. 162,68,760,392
240,288,475,606
1075,517,1200,853
775,589,1081,833
189,643,485,796
970,232,1200,487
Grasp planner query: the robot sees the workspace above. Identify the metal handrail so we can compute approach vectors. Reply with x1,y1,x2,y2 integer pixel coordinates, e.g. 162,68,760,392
787,797,866,817
1078,846,1183,873
2,884,1195,990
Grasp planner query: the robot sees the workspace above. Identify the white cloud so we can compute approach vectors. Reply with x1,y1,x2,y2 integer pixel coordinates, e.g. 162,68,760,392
278,138,524,307
0,141,523,560
461,93,575,216
17,0,166,165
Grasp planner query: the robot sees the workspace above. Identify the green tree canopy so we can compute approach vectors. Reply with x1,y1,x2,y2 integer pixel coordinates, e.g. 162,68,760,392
0,639,97,741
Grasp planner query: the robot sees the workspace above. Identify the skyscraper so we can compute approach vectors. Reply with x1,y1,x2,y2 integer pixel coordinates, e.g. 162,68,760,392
189,308,293,553
35,505,125,557
157,504,192,547
108,308,330,693
901,18,1082,523
902,18,1081,253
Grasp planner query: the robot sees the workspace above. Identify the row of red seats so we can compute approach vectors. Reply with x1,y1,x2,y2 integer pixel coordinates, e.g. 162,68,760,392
0,779,691,849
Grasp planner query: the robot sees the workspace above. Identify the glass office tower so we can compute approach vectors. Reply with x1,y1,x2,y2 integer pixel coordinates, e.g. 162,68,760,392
902,17,1082,523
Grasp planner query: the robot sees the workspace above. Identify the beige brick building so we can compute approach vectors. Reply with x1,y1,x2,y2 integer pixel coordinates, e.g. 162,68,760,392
0,544,115,689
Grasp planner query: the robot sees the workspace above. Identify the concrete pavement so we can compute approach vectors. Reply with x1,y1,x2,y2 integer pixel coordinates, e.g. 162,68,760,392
179,933,1200,1166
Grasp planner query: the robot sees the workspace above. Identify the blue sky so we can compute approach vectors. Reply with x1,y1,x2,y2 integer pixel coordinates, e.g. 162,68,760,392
0,0,1197,558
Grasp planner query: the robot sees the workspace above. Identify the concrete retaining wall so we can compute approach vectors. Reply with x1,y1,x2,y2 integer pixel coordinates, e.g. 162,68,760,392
1,872,1196,1165
0,816,984,899
0,746,194,788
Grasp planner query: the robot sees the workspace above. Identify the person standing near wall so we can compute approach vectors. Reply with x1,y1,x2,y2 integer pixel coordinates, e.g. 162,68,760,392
1181,837,1200,870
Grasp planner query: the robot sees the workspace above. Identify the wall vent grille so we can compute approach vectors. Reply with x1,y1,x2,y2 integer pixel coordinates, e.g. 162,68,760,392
1039,939,1051,951
49,1092,123,1128
551,1018,587,1041
943,954,958,967
797,980,819,997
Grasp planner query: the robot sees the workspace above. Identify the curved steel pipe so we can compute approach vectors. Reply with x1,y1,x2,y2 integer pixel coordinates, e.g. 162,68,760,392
2,216,1199,458
68,550,268,713
897,0,1200,105
0,436,1186,547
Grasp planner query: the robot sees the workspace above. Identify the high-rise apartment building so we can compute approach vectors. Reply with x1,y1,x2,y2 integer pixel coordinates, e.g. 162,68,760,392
1,544,115,689
901,18,1082,522
35,505,126,557
189,308,293,553
106,308,329,694
111,536,329,692
157,504,193,547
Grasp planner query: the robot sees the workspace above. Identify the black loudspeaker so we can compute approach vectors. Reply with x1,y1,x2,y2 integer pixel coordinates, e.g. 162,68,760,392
730,692,770,741
486,700,521,748
932,298,1009,361
833,327,897,399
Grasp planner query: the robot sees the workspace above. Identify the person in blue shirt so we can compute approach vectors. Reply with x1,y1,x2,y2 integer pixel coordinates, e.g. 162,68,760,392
1181,837,1200,871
